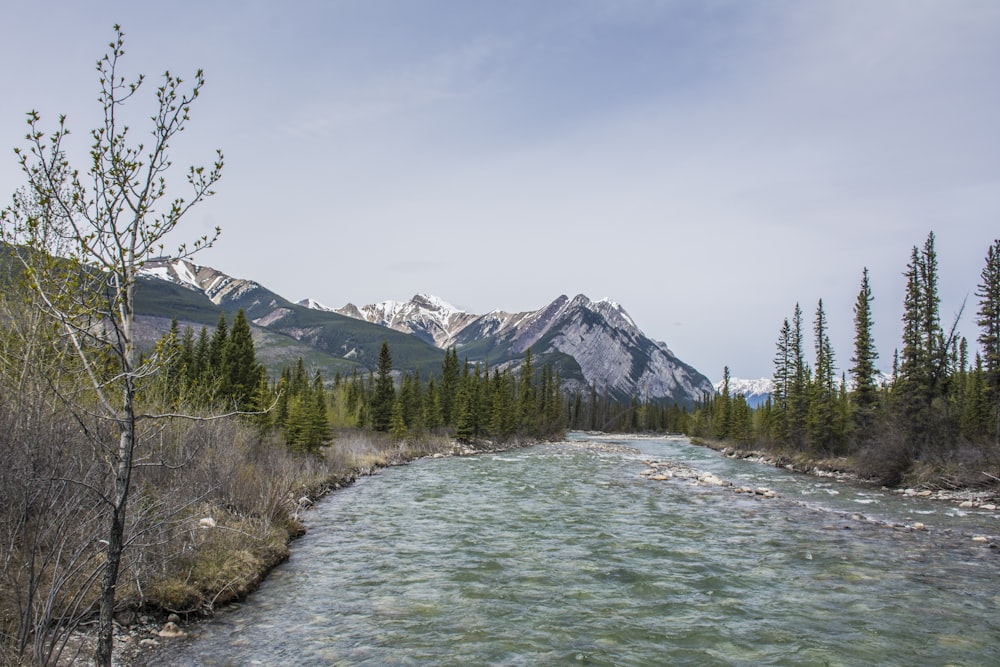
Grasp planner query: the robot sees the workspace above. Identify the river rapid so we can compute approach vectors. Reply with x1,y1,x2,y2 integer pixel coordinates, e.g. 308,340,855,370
142,433,1000,666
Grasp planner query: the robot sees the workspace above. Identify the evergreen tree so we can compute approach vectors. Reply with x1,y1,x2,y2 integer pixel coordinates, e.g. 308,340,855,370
788,303,809,448
976,238,1000,445
518,349,537,431
714,366,732,439
850,268,879,438
897,233,947,455
371,341,395,432
439,347,460,425
207,313,228,391
307,369,329,448
771,317,792,443
808,299,838,453
224,309,259,410
192,325,211,387
423,376,443,430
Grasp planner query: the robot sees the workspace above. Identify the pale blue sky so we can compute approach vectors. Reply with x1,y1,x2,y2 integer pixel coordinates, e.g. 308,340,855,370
3,1,999,381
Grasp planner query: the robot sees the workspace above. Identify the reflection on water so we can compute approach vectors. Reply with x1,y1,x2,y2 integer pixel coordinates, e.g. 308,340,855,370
142,434,1000,666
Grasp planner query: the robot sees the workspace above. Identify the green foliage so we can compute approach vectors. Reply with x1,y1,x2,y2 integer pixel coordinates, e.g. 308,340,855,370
708,232,1000,487
371,341,395,432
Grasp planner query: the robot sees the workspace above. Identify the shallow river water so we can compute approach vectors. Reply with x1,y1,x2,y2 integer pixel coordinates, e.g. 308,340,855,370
142,433,1000,666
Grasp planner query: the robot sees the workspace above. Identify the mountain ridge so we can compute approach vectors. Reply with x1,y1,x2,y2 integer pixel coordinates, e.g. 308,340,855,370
138,258,714,405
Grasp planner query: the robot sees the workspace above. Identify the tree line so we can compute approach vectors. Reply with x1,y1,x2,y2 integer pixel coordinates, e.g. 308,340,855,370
691,232,1000,486
150,319,570,450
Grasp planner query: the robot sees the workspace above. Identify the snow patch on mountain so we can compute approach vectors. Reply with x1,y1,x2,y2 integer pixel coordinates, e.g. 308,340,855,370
297,298,335,312
330,294,478,347
715,377,774,408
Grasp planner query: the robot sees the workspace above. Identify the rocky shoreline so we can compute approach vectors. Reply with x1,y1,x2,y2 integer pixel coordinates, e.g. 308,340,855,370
686,436,1000,509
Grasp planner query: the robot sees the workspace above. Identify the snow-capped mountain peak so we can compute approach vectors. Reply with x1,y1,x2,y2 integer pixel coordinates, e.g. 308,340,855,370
328,294,477,348
714,377,774,408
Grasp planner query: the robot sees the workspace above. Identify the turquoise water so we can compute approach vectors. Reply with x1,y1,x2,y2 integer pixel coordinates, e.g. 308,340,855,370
143,434,1000,666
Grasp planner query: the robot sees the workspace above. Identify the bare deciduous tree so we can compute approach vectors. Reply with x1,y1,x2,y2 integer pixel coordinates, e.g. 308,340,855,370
0,25,222,665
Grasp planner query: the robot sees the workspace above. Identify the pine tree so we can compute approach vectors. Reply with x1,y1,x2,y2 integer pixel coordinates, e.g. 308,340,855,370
897,233,947,455
224,309,259,411
788,303,809,448
808,299,839,453
714,366,732,439
976,238,1000,446
771,317,792,443
207,313,229,392
439,347,460,425
307,369,329,448
371,341,395,432
850,268,879,439
518,349,536,431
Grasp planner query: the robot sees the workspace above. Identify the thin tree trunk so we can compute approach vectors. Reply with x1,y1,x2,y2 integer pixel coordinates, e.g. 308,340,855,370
94,420,135,666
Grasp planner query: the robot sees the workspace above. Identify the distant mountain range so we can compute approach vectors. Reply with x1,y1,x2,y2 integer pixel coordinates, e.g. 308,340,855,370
714,373,894,409
135,258,714,405
714,377,774,408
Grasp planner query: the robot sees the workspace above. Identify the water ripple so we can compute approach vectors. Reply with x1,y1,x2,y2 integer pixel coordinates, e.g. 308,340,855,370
143,435,1000,666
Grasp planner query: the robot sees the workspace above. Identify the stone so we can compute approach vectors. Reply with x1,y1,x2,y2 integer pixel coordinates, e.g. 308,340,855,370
198,517,216,529
972,535,989,543
911,522,926,531
158,621,185,638
959,500,975,508
167,613,180,624
982,504,997,511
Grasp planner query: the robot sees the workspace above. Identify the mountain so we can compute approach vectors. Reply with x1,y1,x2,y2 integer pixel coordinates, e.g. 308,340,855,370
714,373,894,409
329,294,479,348
715,377,774,408
133,257,713,405
328,292,714,405
136,258,446,376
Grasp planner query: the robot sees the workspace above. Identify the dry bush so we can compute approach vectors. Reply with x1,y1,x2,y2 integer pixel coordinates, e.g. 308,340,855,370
0,391,108,665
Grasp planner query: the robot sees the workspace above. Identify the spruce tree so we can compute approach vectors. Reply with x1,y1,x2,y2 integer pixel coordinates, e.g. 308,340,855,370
371,341,395,432
224,309,259,411
714,366,732,439
808,299,838,453
788,303,809,448
976,238,1000,445
518,349,537,432
439,347,460,425
771,317,792,443
850,268,879,438
207,313,229,391
897,234,947,455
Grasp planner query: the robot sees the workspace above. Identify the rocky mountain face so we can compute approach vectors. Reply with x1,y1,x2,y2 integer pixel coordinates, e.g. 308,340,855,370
332,293,714,405
139,257,714,405
327,294,480,348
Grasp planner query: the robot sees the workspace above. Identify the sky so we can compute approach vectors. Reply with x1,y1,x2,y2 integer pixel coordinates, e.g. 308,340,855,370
2,1,999,382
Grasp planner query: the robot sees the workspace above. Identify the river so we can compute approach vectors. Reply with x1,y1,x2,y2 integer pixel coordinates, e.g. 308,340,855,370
141,433,1000,666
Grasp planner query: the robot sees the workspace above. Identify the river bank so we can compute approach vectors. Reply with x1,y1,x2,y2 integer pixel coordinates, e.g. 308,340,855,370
134,432,1000,666
689,436,1000,510
83,434,544,666
108,431,1000,665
